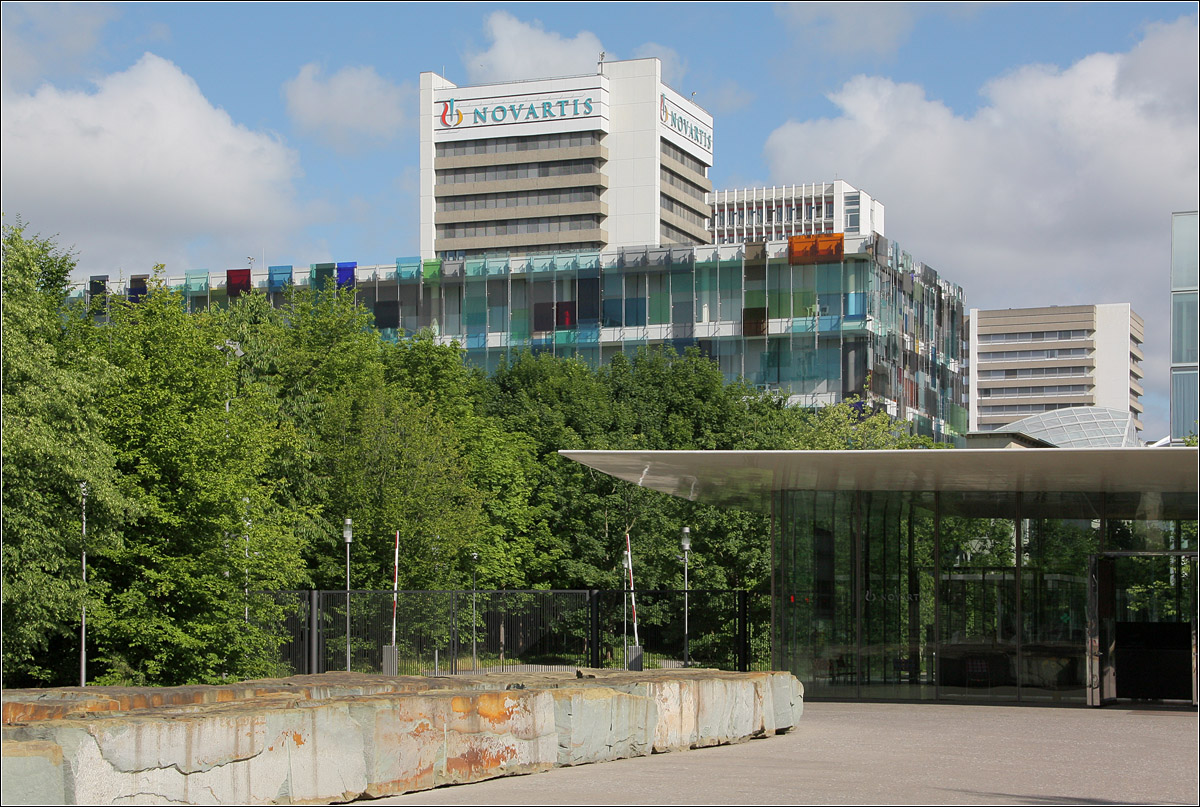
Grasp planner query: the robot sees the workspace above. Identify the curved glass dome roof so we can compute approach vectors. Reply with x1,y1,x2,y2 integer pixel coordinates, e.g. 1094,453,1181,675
1005,406,1140,448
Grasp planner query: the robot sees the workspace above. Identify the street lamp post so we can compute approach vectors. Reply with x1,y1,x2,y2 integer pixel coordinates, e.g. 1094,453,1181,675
470,552,478,673
344,518,353,672
681,527,691,668
80,481,88,687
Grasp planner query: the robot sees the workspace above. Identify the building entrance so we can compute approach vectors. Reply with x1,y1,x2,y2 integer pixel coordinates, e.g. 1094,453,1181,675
1087,551,1197,706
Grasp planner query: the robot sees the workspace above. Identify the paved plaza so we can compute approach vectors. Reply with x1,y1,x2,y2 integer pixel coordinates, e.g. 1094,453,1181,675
380,701,1199,805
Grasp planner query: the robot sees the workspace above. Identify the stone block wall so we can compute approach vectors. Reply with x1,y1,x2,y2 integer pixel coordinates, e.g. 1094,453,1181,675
2,669,802,804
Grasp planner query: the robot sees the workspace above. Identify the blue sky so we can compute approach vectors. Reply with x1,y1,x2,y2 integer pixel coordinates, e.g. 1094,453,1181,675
2,2,1197,436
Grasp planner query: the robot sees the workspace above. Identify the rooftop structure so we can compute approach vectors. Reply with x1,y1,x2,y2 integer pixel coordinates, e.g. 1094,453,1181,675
1002,406,1140,448
707,181,884,245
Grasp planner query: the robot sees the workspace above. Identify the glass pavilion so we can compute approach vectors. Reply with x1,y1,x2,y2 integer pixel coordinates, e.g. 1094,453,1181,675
562,447,1198,705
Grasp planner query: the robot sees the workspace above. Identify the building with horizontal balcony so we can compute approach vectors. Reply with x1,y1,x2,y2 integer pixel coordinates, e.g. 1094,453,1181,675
420,58,713,261
86,231,967,443
968,304,1144,436
707,181,885,245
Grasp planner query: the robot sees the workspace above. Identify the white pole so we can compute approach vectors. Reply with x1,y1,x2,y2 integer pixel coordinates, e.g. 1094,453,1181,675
625,533,639,647
80,481,87,687
391,530,399,651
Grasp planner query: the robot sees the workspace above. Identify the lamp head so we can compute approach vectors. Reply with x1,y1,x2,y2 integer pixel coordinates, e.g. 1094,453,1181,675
343,517,353,543
681,526,691,552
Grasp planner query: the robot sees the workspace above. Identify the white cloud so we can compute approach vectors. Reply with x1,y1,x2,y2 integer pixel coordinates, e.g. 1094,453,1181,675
1,2,117,92
1,53,308,278
464,12,604,84
633,42,686,88
283,63,413,153
776,2,920,57
762,16,1199,438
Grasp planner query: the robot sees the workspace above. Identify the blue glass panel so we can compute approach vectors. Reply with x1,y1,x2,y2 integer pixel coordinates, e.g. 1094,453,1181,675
602,299,623,327
396,257,421,280
336,262,357,289
845,292,865,317
625,298,647,327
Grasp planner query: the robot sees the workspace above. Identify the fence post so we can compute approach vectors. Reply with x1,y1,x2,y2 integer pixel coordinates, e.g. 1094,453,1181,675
589,590,601,669
738,590,749,672
308,589,319,675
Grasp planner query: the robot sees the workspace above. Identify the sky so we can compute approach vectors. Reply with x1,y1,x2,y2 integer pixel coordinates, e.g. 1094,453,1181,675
2,2,1196,437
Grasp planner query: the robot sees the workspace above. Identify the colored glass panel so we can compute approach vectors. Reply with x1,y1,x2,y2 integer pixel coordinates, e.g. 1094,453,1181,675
267,266,291,292
227,268,251,298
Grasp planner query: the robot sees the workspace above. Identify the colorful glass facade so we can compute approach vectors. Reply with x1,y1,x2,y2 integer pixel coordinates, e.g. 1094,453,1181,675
86,232,968,442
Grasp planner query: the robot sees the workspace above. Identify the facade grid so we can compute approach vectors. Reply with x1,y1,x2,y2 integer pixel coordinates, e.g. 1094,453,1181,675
89,232,967,443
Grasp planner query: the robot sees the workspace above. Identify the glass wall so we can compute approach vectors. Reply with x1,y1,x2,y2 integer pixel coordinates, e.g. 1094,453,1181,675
772,488,1195,703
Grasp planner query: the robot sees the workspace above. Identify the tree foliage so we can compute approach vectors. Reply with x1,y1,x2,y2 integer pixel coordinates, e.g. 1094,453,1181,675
3,222,945,687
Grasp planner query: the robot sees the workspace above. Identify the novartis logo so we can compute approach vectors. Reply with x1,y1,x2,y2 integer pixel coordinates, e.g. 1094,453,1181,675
440,100,463,127
660,93,712,153
438,96,596,128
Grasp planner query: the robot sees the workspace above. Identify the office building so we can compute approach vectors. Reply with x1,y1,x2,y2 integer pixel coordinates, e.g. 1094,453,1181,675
708,181,885,245
91,229,968,443
1171,210,1198,443
968,304,1144,435
420,58,713,261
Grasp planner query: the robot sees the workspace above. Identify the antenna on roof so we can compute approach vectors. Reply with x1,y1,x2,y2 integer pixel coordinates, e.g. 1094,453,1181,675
598,51,606,74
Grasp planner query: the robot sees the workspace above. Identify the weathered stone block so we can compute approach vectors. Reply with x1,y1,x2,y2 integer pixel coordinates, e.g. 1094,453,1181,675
2,670,803,804
551,686,656,765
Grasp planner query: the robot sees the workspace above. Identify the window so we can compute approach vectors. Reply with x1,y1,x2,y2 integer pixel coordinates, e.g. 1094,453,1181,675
437,159,600,184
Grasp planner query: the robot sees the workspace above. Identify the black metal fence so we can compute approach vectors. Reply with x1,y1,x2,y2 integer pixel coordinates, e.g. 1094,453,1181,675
261,589,771,676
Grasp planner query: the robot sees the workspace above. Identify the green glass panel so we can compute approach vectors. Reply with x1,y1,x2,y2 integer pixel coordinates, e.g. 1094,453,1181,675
421,259,441,279
510,311,531,339
816,264,841,293
719,266,740,291
185,270,209,294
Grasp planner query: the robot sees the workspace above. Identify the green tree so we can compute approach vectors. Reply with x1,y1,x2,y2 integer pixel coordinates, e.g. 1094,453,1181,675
1,221,132,686
80,277,306,685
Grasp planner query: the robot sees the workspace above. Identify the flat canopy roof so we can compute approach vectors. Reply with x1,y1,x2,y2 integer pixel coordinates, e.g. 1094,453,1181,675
559,447,1199,516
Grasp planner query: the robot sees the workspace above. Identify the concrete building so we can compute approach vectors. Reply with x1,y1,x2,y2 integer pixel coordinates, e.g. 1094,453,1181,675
1171,210,1198,443
419,58,713,261
707,181,885,245
968,304,1145,435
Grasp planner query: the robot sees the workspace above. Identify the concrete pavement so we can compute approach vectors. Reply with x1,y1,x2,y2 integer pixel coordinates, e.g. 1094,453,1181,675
379,701,1199,805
